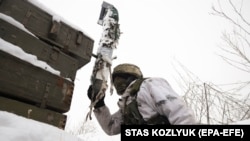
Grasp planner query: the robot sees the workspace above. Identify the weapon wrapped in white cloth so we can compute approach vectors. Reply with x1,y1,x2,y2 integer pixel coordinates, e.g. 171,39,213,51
86,1,120,120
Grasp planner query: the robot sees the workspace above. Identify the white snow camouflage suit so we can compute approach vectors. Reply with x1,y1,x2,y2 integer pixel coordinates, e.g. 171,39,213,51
93,77,198,135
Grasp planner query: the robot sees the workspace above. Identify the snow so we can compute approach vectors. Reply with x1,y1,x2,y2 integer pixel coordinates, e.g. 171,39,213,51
0,13,61,77
0,1,88,140
0,111,84,141
0,13,35,36
0,38,61,76
27,0,93,41
0,1,92,140
0,1,91,140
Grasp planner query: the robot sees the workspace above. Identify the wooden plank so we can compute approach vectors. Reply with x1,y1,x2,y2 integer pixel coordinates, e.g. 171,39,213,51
0,50,74,113
0,0,94,68
0,18,78,81
0,96,67,129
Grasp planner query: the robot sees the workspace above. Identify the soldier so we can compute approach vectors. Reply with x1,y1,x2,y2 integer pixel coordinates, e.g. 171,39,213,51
87,63,198,135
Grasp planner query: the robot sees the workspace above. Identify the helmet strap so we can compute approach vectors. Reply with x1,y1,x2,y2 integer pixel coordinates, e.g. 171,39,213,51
125,75,137,88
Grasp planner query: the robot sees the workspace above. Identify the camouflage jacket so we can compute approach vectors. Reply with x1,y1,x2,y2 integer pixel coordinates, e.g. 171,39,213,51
94,77,198,135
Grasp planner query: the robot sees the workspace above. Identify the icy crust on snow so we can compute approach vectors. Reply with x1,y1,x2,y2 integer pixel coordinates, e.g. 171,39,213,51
27,0,93,41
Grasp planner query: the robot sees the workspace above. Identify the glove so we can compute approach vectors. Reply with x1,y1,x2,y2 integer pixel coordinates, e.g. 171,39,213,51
87,85,105,109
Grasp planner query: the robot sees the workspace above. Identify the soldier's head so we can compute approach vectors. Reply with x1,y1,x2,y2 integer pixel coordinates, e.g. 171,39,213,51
112,63,143,95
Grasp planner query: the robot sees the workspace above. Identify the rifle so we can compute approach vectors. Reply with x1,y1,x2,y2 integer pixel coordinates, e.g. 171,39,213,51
86,1,120,120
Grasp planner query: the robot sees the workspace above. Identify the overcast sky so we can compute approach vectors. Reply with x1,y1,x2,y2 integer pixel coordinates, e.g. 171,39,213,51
31,0,250,140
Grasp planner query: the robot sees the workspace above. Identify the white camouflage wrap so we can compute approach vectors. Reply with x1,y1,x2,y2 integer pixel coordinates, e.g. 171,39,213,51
86,3,120,120
94,77,198,135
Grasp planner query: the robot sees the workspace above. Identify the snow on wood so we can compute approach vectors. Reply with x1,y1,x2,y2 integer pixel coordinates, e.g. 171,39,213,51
28,0,94,41
0,38,61,76
0,13,36,37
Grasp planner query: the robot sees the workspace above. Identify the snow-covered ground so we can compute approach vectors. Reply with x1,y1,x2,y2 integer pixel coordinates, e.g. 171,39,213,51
0,111,84,141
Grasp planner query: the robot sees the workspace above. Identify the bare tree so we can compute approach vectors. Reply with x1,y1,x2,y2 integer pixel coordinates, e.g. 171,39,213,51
171,0,250,124
211,0,250,73
210,0,250,121
172,60,250,124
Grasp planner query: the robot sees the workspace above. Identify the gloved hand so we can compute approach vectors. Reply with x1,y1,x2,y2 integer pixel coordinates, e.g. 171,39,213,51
87,85,105,109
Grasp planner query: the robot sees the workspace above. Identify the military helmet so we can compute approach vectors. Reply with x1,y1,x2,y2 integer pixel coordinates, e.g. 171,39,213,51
112,63,143,79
